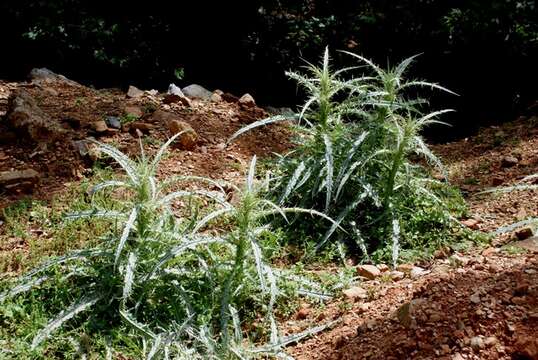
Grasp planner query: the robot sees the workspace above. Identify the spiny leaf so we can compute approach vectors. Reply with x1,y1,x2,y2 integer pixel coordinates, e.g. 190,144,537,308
32,294,102,350
228,115,297,143
114,207,138,268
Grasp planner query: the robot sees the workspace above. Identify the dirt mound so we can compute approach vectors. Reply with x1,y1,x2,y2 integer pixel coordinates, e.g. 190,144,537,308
0,75,292,207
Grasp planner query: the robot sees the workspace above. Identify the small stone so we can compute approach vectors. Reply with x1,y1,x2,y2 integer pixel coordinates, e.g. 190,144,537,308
501,155,519,168
239,93,256,108
390,270,405,281
511,296,527,305
91,120,108,133
462,218,480,230
515,227,533,240
168,83,184,97
470,293,481,304
295,305,310,320
182,84,212,100
128,122,154,133
451,254,470,266
342,286,367,300
440,344,450,354
377,264,389,272
216,143,226,151
168,120,198,150
470,336,484,351
482,247,497,257
396,299,425,328
452,352,464,360
357,303,370,313
210,92,222,102
124,105,143,118
105,116,121,129
396,263,414,273
357,265,381,280
410,266,428,278
484,337,498,347
127,85,144,98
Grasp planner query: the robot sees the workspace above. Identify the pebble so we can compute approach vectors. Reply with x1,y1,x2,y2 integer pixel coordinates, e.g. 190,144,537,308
357,265,381,280
470,336,484,351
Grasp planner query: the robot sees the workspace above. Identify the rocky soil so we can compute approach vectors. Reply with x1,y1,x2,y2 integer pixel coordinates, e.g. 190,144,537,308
288,116,538,360
1,70,537,360
0,69,292,207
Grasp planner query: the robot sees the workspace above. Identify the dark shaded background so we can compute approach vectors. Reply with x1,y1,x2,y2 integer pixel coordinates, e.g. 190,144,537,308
0,0,536,140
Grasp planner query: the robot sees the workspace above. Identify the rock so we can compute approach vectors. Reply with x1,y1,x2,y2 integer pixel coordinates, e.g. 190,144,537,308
462,218,480,230
168,83,184,97
482,247,497,257
29,68,79,86
501,155,518,168
146,89,158,96
0,169,39,186
484,336,498,347
513,236,538,253
216,142,226,151
357,265,381,280
342,286,367,300
168,120,198,150
239,93,256,108
105,116,121,129
452,353,464,360
128,122,154,133
127,85,144,98
390,270,405,281
410,266,428,278
210,92,223,102
451,254,470,266
7,89,65,146
178,96,192,107
515,227,533,240
182,84,212,100
470,293,481,304
396,263,414,274
295,304,311,320
91,120,108,133
396,299,425,328
124,105,143,118
214,89,224,96
470,336,484,351
73,139,100,161
377,264,389,272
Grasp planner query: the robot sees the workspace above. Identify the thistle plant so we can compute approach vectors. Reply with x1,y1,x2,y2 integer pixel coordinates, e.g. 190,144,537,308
0,139,337,359
230,48,465,265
